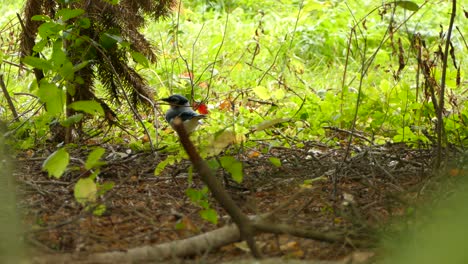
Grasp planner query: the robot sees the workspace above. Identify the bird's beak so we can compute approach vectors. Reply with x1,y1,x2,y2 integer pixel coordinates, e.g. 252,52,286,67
160,97,170,102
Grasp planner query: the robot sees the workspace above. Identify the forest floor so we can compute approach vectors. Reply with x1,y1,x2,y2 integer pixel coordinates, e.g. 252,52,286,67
15,138,444,263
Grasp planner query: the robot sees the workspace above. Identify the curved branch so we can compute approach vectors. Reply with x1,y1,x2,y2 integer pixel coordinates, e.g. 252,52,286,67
171,117,261,258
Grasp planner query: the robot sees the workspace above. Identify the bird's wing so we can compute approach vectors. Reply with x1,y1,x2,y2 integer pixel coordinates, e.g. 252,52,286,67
178,111,205,122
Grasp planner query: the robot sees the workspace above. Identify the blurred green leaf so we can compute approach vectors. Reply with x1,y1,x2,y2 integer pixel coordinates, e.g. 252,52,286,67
42,148,69,179
51,39,66,68
74,178,97,205
186,188,204,202
98,182,115,196
219,156,243,183
253,85,271,100
100,33,122,49
31,15,51,21
37,21,64,38
131,51,150,68
268,157,282,167
186,187,210,209
60,114,84,127
59,61,75,81
154,155,177,175
395,1,419,11
23,56,52,71
175,220,186,230
208,130,239,156
207,159,221,170
200,209,218,224
55,8,84,21
85,147,106,170
73,60,91,72
77,17,91,28
254,118,290,131
92,204,106,216
103,0,119,5
68,100,104,116
37,80,65,115
33,39,48,53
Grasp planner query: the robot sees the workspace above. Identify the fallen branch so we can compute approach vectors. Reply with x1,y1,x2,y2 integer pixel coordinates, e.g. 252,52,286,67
32,224,241,264
31,217,372,263
252,221,373,248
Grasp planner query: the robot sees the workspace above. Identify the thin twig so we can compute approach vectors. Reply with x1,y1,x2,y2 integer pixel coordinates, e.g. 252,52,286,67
436,0,456,168
204,12,229,102
0,74,18,119
323,126,373,144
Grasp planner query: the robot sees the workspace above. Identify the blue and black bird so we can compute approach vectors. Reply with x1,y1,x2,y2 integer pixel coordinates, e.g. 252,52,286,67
161,94,206,133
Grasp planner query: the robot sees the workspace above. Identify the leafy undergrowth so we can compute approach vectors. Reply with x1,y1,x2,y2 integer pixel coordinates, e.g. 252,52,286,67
15,140,447,263
2,0,467,262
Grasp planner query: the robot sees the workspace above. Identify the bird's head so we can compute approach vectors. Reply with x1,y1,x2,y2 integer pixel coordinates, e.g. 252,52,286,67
161,94,189,108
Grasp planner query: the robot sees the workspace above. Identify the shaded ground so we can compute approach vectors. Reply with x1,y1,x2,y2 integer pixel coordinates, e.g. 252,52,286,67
15,140,438,263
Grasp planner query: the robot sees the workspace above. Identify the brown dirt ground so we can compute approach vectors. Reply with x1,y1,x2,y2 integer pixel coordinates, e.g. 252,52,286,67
15,139,441,263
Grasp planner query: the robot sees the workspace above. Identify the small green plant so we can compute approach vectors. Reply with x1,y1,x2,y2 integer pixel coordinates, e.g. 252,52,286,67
186,186,218,224
42,146,114,216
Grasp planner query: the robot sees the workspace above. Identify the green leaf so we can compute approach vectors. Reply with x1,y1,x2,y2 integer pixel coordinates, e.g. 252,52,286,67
88,170,99,181
60,113,83,127
207,159,220,170
186,187,210,208
33,39,48,53
73,60,91,72
37,80,65,115
303,0,329,12
208,130,239,156
37,22,64,39
175,220,185,230
273,88,286,100
131,51,150,68
85,147,106,170
74,178,97,205
302,176,327,188
200,209,218,224
51,39,67,68
300,113,309,120
68,100,104,116
103,0,120,4
59,61,75,81
98,182,115,196
22,56,53,71
42,148,69,179
254,118,290,131
77,17,91,29
393,126,416,142
268,157,282,167
92,204,106,216
100,33,122,49
186,188,204,203
154,155,177,175
219,156,243,183
253,85,271,100
56,8,85,21
395,1,419,11
31,15,51,21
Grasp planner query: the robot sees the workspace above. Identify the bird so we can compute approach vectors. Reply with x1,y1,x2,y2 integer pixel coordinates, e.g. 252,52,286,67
161,94,206,134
